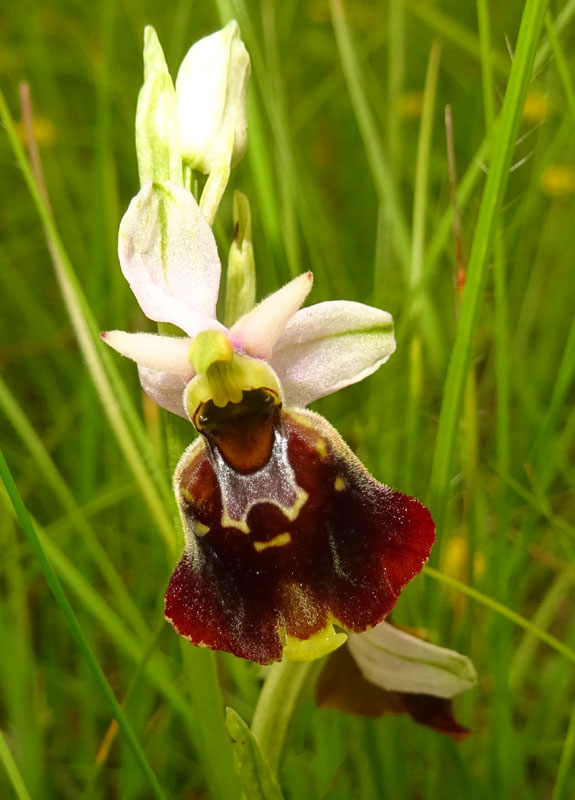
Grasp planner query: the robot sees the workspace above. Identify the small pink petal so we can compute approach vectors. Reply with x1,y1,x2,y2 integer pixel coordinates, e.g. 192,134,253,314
269,300,395,407
118,181,225,335
101,330,195,375
230,272,313,359
138,365,189,417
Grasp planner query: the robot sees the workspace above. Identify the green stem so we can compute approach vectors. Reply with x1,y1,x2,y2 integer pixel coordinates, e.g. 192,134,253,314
251,659,314,773
553,697,575,800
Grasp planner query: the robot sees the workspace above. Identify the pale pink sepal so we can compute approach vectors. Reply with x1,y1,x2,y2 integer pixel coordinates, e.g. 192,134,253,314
101,330,195,376
348,622,477,699
118,181,224,336
269,300,396,407
138,365,189,417
229,272,313,359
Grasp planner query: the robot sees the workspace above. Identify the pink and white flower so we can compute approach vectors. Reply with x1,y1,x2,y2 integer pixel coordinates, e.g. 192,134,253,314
102,180,396,420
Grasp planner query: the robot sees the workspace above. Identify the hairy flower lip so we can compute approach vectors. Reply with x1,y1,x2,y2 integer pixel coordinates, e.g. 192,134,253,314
164,404,435,663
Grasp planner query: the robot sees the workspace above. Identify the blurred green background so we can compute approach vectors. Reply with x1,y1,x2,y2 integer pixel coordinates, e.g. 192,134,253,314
1,1,574,798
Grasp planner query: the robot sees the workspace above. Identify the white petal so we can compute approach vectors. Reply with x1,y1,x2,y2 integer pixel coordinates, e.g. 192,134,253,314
348,622,477,699
269,301,396,407
138,365,189,417
101,330,194,375
118,181,224,335
229,272,313,359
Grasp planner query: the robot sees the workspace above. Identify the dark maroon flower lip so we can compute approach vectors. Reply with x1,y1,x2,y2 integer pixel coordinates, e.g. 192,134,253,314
165,390,435,664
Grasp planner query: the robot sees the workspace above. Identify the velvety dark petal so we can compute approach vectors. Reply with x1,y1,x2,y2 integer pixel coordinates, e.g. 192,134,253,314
165,394,435,663
316,645,471,740
402,693,470,741
316,638,405,717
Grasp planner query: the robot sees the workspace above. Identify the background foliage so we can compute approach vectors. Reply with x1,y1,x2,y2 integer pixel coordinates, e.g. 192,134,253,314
1,0,574,798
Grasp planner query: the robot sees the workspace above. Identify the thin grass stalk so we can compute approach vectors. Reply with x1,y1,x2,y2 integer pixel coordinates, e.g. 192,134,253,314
428,0,549,539
329,0,411,271
0,87,177,553
0,450,169,800
0,730,32,800
533,0,575,72
0,489,195,724
510,571,575,690
552,698,575,800
423,566,575,664
476,5,515,789
543,12,575,121
180,645,241,800
401,40,441,493
0,375,149,637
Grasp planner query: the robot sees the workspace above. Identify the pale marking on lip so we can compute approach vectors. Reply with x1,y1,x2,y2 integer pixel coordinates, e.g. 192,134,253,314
220,486,308,534
253,532,292,552
195,522,210,535
316,439,328,459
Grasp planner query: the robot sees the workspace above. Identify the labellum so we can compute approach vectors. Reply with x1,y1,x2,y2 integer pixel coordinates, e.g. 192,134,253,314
165,383,435,664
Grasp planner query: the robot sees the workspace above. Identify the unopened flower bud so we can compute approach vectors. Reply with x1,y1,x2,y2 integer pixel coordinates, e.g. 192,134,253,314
176,20,250,175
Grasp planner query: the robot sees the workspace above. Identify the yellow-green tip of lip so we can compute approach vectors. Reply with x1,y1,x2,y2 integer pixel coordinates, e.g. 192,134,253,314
283,624,348,662
189,330,233,374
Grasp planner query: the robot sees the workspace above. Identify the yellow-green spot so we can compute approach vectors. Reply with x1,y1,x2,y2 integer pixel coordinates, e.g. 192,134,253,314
253,532,292,552
315,439,328,459
195,522,210,535
334,476,346,491
283,623,348,661
180,487,195,503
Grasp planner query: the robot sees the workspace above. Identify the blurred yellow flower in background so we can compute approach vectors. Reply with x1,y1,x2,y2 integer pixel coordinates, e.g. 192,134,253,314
15,115,55,146
540,164,575,197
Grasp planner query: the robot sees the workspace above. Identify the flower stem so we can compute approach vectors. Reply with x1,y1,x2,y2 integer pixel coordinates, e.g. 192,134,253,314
251,659,314,773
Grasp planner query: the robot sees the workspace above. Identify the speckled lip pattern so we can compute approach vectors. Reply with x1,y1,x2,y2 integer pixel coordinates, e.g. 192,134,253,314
165,400,435,664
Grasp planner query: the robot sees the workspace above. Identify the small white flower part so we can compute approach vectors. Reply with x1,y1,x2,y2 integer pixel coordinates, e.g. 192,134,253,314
176,20,250,174
348,621,477,699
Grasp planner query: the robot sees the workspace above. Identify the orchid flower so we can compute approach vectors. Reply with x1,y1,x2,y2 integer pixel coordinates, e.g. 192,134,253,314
102,22,437,665
102,178,435,663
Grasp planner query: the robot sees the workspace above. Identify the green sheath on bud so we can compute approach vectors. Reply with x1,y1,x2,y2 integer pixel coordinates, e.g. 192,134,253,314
223,191,256,326
136,26,182,186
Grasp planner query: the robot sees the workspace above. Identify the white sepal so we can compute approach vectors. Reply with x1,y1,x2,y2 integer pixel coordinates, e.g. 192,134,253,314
348,621,477,699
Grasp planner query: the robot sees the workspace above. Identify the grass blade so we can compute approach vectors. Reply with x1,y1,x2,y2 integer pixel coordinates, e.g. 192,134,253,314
428,0,549,525
0,448,169,800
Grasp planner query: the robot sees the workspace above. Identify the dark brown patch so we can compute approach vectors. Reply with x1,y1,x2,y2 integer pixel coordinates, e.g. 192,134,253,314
165,404,435,663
